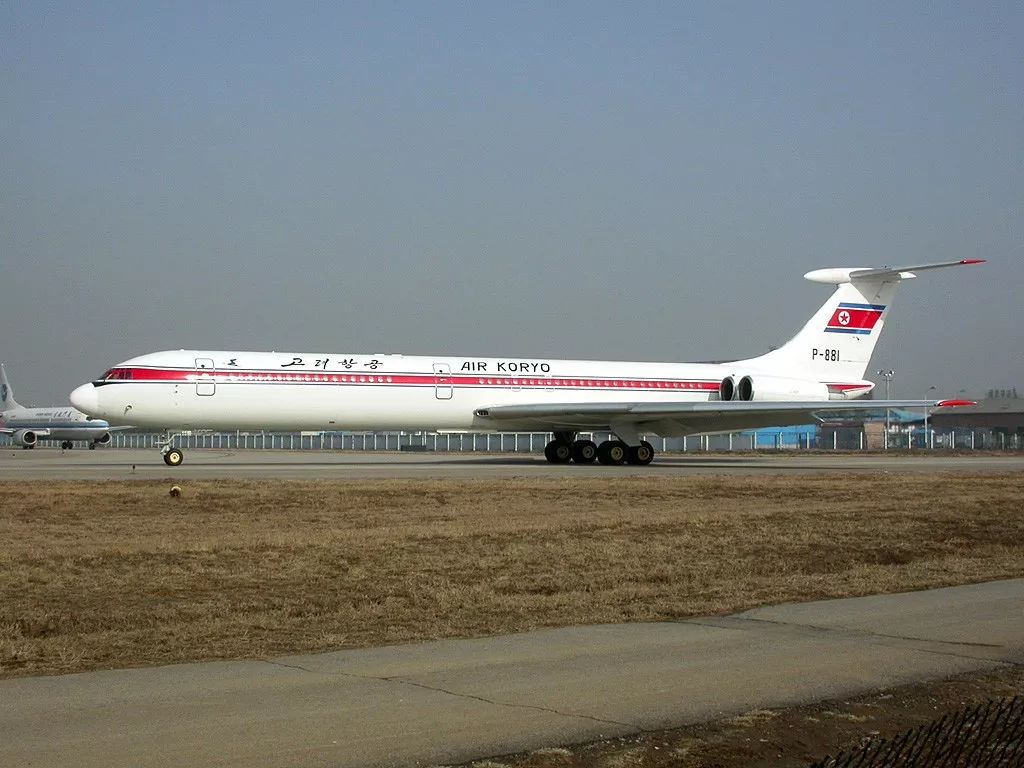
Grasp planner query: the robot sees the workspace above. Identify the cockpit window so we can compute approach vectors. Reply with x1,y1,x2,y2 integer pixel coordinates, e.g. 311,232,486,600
102,368,133,380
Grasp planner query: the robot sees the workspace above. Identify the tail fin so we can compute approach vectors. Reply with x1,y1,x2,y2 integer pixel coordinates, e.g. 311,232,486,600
737,260,985,384
1,363,21,410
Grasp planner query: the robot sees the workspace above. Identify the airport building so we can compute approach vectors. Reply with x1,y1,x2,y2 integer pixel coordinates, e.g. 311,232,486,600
931,390,1024,435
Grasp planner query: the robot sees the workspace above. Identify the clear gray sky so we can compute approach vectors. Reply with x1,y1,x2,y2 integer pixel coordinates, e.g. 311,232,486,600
3,2,1021,404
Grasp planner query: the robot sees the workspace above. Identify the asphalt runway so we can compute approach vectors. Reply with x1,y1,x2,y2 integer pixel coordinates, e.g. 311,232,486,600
1,446,1023,479
2,579,1021,768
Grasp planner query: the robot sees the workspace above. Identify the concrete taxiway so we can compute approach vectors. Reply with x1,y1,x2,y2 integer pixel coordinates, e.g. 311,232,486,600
1,579,1022,767
1,447,1023,479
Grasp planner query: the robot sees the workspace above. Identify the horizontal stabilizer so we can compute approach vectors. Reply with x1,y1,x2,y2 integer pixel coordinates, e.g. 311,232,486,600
804,259,985,285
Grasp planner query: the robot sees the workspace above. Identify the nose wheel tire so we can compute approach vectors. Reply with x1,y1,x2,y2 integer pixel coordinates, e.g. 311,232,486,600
571,439,598,463
61,441,73,450
597,440,628,465
626,441,655,465
163,448,184,467
544,439,573,464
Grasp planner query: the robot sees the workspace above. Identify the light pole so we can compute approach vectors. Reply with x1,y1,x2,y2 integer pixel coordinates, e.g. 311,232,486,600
924,385,937,448
877,370,895,440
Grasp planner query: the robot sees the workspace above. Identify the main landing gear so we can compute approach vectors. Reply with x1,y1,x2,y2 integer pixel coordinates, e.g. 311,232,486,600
543,432,655,466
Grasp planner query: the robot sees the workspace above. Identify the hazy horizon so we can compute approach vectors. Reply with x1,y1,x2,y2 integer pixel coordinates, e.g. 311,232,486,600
3,2,1021,404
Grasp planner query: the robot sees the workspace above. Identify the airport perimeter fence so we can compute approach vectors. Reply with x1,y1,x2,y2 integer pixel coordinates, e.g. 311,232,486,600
2,426,1015,452
809,696,1023,767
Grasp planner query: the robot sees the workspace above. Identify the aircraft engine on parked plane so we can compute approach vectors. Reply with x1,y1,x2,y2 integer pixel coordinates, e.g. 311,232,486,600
719,375,737,402
94,432,111,445
721,375,830,402
13,429,38,447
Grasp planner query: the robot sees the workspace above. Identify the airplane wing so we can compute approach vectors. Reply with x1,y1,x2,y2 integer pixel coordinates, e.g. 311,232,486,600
474,399,972,437
0,427,52,436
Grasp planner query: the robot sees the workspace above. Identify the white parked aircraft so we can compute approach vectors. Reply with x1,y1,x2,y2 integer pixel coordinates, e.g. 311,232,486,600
0,363,125,450
70,260,982,467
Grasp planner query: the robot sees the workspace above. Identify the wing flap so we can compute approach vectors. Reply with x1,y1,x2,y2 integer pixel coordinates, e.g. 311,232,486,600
475,399,963,437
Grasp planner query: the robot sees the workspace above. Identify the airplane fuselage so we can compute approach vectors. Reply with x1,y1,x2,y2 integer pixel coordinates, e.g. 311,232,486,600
75,350,870,433
0,407,113,442
68,260,984,466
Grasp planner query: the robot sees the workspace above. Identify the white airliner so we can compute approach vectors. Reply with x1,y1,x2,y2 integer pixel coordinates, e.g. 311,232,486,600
0,363,126,450
70,260,982,467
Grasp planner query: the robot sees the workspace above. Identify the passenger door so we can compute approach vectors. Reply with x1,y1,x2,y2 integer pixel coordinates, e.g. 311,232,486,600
195,358,216,396
433,362,453,400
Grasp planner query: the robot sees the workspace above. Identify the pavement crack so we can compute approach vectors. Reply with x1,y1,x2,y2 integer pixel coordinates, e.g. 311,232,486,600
298,667,640,730
383,676,640,730
264,660,315,673
683,616,1004,650
913,648,1023,666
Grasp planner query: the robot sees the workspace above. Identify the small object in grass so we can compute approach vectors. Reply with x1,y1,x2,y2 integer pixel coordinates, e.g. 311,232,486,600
169,485,182,498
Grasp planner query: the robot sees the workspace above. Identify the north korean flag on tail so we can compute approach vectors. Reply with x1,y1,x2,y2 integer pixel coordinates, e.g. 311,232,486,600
825,302,885,335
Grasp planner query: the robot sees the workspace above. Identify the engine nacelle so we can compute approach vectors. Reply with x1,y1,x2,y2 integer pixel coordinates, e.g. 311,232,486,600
94,432,111,445
13,429,38,447
721,375,830,402
719,376,737,402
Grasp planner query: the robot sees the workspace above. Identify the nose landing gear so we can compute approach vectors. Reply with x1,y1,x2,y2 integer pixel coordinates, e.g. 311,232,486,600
158,433,185,466
163,448,184,466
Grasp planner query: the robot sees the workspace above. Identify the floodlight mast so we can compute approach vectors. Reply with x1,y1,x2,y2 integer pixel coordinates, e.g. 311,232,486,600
877,369,895,445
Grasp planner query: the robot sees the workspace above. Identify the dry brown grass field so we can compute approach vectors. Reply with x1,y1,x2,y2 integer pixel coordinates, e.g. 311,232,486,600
1,473,1022,679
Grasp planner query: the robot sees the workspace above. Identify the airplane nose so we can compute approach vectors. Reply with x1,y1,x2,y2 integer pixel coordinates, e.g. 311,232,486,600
70,383,99,415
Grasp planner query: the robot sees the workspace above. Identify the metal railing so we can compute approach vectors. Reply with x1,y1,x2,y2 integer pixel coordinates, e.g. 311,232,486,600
2,428,1020,452
3,427,1015,452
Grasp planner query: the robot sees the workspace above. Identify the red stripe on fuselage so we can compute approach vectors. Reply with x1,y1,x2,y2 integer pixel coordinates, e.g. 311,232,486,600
100,367,723,391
